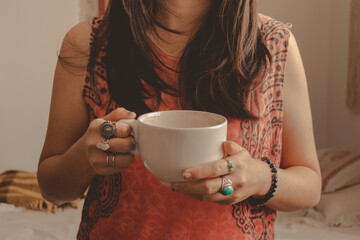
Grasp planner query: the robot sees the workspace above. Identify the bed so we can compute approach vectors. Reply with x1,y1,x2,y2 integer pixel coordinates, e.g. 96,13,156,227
275,209,360,240
0,201,83,240
1,199,360,240
1,148,359,240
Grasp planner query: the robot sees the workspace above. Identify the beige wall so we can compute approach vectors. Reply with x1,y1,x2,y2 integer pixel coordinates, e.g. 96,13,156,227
259,0,359,150
0,0,80,172
327,0,360,150
259,0,331,149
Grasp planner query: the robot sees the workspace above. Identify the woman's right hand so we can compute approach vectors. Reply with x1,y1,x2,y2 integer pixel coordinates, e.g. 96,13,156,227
84,107,137,175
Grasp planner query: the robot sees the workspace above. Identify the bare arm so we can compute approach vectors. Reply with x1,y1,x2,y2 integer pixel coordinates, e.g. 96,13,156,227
38,21,135,205
38,21,93,204
265,32,321,211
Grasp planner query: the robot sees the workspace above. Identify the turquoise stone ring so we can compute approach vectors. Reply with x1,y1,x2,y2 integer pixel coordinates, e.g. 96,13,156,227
221,186,234,196
225,159,234,173
219,176,234,196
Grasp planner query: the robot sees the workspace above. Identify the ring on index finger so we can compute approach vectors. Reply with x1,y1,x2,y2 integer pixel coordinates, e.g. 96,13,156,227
99,121,117,139
97,121,117,152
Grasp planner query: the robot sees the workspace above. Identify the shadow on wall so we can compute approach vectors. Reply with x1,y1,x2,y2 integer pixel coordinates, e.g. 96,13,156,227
347,0,360,112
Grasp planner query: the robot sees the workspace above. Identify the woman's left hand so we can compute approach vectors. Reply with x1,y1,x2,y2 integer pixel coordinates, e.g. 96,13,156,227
171,141,273,205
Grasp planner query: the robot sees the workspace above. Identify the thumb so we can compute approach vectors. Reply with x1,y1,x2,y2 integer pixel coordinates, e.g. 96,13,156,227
103,107,136,122
223,141,243,156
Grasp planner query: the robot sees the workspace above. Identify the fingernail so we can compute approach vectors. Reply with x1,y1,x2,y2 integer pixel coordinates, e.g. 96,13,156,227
128,111,133,114
183,173,192,180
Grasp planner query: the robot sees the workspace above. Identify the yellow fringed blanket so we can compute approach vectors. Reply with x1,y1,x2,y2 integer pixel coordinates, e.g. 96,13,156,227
0,170,81,213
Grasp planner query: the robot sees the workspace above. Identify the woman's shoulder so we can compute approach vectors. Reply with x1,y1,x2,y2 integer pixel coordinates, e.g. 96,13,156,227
258,13,292,39
59,19,93,61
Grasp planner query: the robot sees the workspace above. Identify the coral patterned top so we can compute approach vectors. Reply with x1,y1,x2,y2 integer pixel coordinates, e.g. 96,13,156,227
78,14,291,240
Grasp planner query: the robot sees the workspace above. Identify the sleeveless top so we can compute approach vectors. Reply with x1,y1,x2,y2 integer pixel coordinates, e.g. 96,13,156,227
78,14,291,240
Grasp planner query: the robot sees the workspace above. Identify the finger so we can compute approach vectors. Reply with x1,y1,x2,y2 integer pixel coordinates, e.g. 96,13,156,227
95,152,135,175
172,177,222,195
213,187,254,205
197,188,251,205
182,157,237,180
114,121,133,138
108,152,135,168
173,177,249,205
180,191,241,205
181,142,245,180
91,119,132,139
107,136,135,153
223,141,243,156
103,107,136,122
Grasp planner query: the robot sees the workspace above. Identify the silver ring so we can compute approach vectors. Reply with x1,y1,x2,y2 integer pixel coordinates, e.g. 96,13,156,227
99,121,117,139
112,153,116,167
105,153,110,167
131,137,136,149
219,176,234,196
224,158,234,173
96,139,110,151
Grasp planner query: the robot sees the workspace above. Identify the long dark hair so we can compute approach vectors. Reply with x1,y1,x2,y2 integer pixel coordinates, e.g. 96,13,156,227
90,0,271,119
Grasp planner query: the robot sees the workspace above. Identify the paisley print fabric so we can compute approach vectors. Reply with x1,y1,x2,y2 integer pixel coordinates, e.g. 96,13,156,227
77,14,291,240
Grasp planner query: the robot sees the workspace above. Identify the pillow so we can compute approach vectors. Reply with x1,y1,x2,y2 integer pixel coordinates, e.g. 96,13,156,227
316,183,360,227
318,148,360,193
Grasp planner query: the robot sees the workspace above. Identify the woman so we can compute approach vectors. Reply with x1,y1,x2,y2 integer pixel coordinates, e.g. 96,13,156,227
38,0,321,239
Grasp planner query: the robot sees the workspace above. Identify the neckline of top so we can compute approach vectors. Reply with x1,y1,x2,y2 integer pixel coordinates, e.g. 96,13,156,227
147,37,181,63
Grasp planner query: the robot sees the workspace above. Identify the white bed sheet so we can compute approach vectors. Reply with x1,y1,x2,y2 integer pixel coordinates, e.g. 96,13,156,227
1,201,360,240
0,200,84,240
276,210,360,240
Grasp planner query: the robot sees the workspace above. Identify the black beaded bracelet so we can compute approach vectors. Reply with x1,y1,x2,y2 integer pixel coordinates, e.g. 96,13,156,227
248,157,278,206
